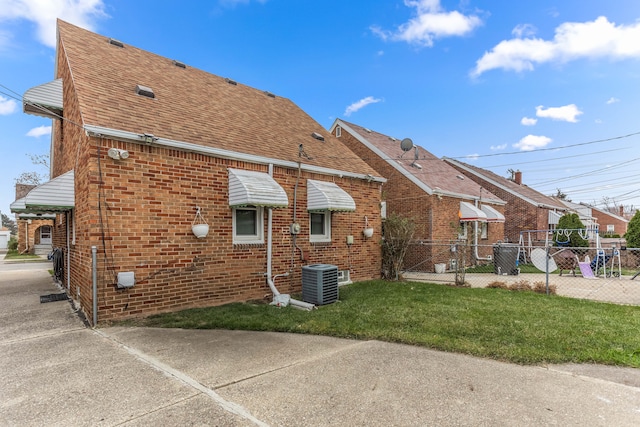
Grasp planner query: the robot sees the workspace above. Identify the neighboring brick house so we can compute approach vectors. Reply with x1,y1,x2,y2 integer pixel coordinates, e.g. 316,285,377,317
14,20,385,324
443,160,567,245
330,120,506,270
10,183,55,254
587,204,628,237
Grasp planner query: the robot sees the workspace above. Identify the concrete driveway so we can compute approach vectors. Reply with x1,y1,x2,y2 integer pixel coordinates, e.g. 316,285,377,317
1,260,639,426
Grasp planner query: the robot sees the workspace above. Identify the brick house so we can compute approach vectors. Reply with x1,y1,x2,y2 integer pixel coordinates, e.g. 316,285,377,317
587,204,628,237
330,120,506,270
443,159,567,245
10,183,56,254
14,20,385,324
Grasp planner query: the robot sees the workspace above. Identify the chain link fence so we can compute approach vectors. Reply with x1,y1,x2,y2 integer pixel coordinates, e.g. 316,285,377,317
402,240,640,306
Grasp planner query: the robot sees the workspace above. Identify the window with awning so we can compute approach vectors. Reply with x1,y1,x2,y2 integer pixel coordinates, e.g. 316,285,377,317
307,179,355,212
228,168,288,208
480,205,505,223
459,201,487,222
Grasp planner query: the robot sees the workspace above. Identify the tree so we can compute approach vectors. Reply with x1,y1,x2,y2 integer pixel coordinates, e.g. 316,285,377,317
1,213,17,235
624,210,640,248
553,188,571,202
14,153,49,185
381,213,416,280
553,213,589,248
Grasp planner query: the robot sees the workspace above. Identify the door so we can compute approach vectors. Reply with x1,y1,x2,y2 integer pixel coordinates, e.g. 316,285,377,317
40,226,52,245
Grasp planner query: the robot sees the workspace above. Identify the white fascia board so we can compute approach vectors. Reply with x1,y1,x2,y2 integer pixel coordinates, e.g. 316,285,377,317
84,124,386,184
333,120,433,195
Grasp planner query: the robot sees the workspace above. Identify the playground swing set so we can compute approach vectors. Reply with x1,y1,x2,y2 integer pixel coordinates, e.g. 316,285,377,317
518,227,622,279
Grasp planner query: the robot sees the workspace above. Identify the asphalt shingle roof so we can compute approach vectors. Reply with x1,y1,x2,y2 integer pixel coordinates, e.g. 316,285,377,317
57,20,379,177
339,120,503,203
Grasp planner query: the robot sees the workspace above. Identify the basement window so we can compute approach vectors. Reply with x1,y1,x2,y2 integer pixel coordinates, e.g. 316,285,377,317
136,85,155,99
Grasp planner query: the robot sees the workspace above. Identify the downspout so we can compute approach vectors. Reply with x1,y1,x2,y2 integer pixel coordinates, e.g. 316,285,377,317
92,245,97,326
266,164,314,311
474,195,491,262
66,212,70,290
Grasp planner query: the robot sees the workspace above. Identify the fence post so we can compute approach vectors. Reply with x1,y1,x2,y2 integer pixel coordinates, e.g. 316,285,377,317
545,245,550,296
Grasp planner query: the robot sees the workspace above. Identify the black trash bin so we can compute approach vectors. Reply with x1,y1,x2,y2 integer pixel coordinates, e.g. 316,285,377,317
493,243,520,275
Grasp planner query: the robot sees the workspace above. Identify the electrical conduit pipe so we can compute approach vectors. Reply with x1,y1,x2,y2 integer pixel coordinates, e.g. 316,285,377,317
266,164,314,311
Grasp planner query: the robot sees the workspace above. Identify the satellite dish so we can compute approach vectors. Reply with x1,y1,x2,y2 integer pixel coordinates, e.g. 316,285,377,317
530,248,558,273
400,138,414,152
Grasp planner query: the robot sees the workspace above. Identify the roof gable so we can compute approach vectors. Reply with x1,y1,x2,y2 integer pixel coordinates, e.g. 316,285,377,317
56,20,378,178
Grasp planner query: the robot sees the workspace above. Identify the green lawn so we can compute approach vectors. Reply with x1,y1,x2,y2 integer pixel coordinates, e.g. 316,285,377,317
134,280,640,367
3,249,44,260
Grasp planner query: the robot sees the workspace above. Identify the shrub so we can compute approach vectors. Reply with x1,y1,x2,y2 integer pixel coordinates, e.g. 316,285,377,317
625,210,640,248
7,238,17,251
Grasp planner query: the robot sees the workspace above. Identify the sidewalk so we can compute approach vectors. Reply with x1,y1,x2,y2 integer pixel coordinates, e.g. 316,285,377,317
2,264,639,426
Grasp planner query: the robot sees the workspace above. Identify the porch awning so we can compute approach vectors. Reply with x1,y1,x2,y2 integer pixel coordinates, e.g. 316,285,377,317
23,79,63,119
459,201,487,222
481,205,505,223
228,168,288,208
307,179,356,212
548,210,562,225
11,170,75,214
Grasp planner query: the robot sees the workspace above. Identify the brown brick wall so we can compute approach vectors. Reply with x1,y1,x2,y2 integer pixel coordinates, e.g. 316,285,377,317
16,219,54,253
592,211,628,236
60,136,382,322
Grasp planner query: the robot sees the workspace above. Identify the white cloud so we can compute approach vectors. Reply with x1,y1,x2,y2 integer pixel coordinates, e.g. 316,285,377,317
0,95,17,115
513,135,552,151
606,97,620,104
26,125,51,137
344,96,382,116
471,16,640,77
0,0,107,48
535,104,583,123
512,23,537,38
490,144,507,151
521,117,537,126
371,0,482,47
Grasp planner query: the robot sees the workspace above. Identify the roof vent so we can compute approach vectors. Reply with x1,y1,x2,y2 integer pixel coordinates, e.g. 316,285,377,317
363,128,372,133
225,78,238,85
389,137,397,142
456,175,465,180
136,85,155,99
264,91,276,98
311,132,325,142
172,60,186,69
108,38,124,48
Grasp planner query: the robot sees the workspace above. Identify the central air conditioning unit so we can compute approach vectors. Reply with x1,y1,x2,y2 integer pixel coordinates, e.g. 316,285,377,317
302,264,339,305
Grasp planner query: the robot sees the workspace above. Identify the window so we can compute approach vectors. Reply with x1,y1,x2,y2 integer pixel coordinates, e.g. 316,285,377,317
607,224,615,233
233,207,264,244
481,222,488,239
458,222,467,240
310,211,331,242
335,126,342,137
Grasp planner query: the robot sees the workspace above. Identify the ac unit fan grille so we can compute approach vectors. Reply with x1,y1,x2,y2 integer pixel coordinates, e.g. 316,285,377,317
301,264,339,305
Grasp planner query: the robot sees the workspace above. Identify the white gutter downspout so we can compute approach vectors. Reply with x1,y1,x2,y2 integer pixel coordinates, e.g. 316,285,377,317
66,212,70,290
266,164,314,311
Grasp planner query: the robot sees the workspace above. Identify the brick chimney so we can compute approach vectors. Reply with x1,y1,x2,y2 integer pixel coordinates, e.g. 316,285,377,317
620,206,624,217
15,183,36,200
514,170,522,185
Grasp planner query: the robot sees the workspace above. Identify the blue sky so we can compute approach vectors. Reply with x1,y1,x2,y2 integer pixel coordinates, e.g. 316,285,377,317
1,0,639,222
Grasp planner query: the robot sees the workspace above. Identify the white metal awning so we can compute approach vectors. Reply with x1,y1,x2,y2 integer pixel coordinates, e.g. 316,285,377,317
23,79,63,119
11,170,75,214
548,210,562,225
459,201,487,222
481,205,505,223
228,168,288,208
307,179,356,212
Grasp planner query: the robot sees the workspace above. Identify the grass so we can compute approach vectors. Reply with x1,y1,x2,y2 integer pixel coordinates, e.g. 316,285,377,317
4,249,44,260
131,280,640,367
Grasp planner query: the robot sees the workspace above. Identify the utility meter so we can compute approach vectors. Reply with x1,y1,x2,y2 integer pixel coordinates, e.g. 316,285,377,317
290,223,301,234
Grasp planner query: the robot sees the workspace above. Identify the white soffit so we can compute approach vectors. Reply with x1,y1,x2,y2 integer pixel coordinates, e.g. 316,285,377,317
228,168,288,208
481,205,505,223
23,79,63,119
459,201,487,222
307,179,356,212
21,170,75,213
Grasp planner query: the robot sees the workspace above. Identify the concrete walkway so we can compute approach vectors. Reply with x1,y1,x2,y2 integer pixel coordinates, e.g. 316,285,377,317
2,261,640,426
